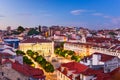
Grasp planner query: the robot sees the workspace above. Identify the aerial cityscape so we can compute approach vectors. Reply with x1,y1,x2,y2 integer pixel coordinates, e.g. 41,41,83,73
0,0,120,80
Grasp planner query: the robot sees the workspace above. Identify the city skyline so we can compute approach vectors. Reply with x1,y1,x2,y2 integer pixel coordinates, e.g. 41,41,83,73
0,0,120,30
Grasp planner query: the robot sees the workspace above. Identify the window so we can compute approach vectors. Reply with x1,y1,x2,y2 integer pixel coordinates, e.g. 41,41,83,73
2,72,4,76
107,69,110,72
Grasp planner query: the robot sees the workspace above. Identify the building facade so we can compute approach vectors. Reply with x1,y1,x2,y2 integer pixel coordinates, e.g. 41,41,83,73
64,42,120,58
57,61,120,80
19,37,54,56
64,42,91,56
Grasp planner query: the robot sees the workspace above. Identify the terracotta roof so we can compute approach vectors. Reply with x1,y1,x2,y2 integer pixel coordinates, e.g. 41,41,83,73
86,37,120,44
86,37,112,43
81,68,97,76
82,68,111,80
12,61,45,79
0,53,13,57
21,37,51,43
110,67,120,75
111,39,120,44
93,52,115,62
61,62,88,74
65,42,92,46
81,52,116,63
57,62,88,80
58,61,119,80
2,58,13,64
58,62,113,80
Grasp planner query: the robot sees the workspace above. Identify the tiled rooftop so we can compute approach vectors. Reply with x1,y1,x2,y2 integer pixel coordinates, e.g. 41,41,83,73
21,37,51,43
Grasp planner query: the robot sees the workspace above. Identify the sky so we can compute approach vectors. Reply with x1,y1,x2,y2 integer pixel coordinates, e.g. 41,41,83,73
0,0,120,30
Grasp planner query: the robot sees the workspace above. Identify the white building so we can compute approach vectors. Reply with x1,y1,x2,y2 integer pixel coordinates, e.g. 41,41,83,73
0,43,16,55
80,52,120,73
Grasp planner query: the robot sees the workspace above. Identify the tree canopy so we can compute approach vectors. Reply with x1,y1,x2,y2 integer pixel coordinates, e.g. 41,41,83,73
55,48,75,58
109,32,117,35
17,26,25,33
71,55,81,62
26,50,54,73
26,50,34,57
27,28,39,36
23,56,33,65
16,50,25,55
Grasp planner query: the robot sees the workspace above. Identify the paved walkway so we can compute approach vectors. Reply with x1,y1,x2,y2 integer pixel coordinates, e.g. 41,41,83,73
26,54,57,80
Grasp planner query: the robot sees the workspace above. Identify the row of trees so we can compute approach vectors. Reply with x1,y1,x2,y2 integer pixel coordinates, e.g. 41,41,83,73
7,26,40,36
16,50,34,66
26,50,54,73
16,50,25,55
23,56,34,65
17,26,40,36
55,48,74,57
35,55,54,73
55,48,81,62
71,55,81,62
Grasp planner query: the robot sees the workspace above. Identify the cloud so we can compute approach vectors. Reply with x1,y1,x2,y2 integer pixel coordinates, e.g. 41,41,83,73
92,13,103,16
70,9,87,15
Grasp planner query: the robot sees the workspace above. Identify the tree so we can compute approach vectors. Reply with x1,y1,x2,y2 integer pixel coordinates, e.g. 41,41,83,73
23,56,33,65
17,26,25,33
67,50,74,55
55,48,75,58
35,55,44,62
109,32,117,35
71,55,81,62
40,58,46,66
26,50,34,57
27,28,39,36
44,62,54,73
12,30,20,35
27,50,54,73
64,53,68,57
16,50,25,55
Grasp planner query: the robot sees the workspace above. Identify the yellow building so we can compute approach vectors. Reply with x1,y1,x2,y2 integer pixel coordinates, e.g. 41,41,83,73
19,37,54,56
64,42,92,56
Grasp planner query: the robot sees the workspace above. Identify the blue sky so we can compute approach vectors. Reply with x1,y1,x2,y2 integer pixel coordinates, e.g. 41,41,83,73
0,0,120,30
